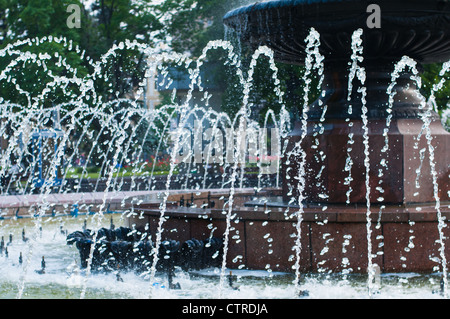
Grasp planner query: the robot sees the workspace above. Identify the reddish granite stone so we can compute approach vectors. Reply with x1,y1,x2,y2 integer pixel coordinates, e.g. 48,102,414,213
244,220,305,272
283,119,449,206
208,218,246,269
129,191,450,274
382,222,443,272
309,222,383,273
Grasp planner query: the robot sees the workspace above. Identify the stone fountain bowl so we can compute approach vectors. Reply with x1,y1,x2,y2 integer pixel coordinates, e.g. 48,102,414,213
224,0,450,207
224,0,450,65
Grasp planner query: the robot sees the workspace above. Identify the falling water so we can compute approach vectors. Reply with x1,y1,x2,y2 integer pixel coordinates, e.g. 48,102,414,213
420,61,450,298
292,27,324,295
345,29,377,297
146,41,225,292
217,43,287,297
0,24,448,299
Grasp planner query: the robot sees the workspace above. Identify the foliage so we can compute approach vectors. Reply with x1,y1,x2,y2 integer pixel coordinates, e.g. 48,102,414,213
0,0,88,108
155,0,321,124
0,0,167,164
155,0,243,56
0,0,448,163
84,0,164,99
157,0,448,124
0,0,164,106
421,63,450,113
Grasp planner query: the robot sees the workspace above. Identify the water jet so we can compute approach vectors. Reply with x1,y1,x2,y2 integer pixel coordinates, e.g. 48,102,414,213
0,0,448,299
131,0,450,290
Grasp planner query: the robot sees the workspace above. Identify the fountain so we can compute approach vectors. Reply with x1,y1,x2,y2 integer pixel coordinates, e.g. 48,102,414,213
0,0,449,299
222,0,450,293
128,0,450,296
223,0,449,205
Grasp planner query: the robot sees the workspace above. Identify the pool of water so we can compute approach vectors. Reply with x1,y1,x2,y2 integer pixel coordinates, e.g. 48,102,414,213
0,214,444,299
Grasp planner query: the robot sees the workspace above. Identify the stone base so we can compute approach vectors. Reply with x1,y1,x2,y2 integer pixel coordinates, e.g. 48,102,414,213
0,190,172,218
282,118,450,205
128,191,450,274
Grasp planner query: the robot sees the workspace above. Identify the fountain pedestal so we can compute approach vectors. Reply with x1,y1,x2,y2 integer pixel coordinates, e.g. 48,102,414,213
221,0,450,273
224,0,450,206
282,60,450,205
129,190,450,273
283,88,449,205
284,118,449,205
128,0,450,275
